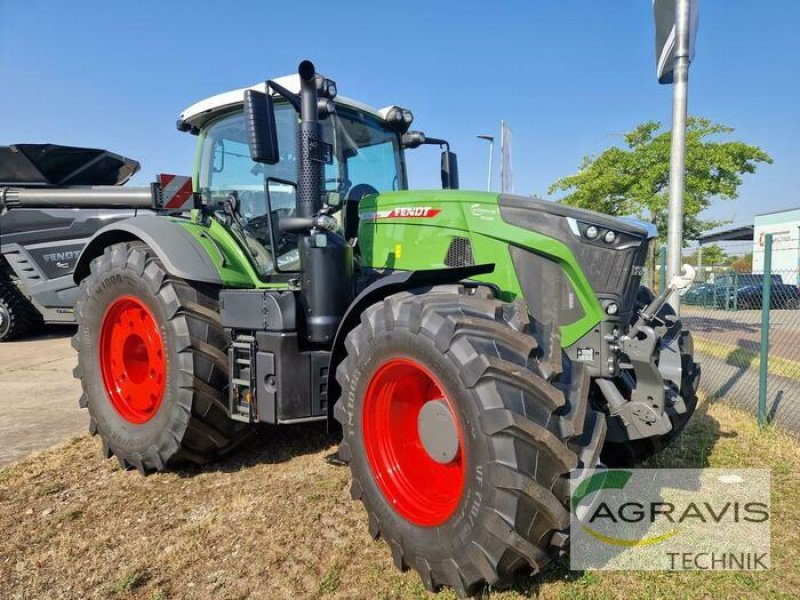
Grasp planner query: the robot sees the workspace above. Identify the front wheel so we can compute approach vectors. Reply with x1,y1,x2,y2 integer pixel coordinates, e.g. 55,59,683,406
334,286,605,596
73,241,248,473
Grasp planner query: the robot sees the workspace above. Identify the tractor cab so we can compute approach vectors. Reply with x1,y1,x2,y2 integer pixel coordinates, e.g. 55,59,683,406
178,75,425,275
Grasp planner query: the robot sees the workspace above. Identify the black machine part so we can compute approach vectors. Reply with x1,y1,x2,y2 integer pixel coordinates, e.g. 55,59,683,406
1,206,149,324
0,144,140,187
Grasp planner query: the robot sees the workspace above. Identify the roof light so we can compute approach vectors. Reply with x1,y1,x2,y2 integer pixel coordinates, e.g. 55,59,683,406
385,106,413,133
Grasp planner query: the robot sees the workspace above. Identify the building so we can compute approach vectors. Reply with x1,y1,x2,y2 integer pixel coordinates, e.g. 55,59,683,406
753,208,800,283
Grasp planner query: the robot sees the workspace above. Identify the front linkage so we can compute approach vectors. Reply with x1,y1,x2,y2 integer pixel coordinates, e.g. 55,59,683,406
600,267,700,465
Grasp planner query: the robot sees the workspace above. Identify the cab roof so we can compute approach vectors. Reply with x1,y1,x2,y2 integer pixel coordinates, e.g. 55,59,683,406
179,73,396,132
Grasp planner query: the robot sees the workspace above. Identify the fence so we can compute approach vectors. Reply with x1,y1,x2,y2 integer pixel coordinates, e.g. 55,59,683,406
670,236,800,435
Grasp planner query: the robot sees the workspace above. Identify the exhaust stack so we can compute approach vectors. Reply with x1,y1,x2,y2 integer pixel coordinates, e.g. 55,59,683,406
294,61,353,344
296,60,323,219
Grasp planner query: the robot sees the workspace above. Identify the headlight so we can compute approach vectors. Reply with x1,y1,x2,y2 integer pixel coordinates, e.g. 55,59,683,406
585,225,599,239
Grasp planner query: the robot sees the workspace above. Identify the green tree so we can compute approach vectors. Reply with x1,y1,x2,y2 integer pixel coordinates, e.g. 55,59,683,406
548,118,772,243
685,243,728,267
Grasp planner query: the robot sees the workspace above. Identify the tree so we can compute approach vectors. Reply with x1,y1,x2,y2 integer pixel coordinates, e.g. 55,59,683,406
548,118,772,243
730,252,754,273
685,244,728,267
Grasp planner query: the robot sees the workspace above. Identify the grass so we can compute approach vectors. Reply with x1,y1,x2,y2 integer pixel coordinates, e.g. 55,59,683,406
694,335,800,382
0,397,798,599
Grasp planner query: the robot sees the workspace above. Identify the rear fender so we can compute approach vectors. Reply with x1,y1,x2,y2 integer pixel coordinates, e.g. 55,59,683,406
73,216,222,285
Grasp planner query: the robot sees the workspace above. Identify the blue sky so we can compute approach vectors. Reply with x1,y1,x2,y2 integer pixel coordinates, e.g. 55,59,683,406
1,1,797,227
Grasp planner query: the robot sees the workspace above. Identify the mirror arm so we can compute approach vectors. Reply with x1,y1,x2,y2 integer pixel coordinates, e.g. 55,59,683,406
267,79,301,113
423,137,449,151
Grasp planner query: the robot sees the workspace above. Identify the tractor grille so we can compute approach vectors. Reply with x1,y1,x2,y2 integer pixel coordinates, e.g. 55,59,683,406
444,237,475,267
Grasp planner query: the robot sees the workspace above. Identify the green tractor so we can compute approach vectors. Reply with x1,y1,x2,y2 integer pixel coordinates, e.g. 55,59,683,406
72,61,699,595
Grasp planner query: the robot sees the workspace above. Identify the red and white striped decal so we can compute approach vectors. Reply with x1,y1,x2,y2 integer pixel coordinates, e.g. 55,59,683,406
158,174,194,210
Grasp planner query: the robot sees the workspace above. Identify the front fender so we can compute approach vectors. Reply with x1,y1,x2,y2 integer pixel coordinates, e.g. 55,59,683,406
73,216,222,285
326,263,494,427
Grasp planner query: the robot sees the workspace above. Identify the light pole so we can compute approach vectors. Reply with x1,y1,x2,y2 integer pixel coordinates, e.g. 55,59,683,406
477,134,494,192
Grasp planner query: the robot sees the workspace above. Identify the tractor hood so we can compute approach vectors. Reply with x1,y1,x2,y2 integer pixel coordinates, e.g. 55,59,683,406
0,144,140,187
360,190,653,238
358,189,651,346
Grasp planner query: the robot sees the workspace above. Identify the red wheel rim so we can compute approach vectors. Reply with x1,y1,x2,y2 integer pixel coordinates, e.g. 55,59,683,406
362,358,465,527
99,296,166,424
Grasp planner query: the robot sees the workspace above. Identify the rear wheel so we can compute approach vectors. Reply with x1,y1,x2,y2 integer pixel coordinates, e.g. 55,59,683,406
73,241,249,473
0,277,42,342
334,286,605,596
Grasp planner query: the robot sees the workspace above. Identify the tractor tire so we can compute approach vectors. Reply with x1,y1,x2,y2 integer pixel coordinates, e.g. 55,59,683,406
0,277,42,342
601,286,700,467
333,285,605,596
73,241,249,474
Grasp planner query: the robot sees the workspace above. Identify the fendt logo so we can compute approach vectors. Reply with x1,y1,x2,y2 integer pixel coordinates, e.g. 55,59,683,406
362,206,441,221
42,250,81,265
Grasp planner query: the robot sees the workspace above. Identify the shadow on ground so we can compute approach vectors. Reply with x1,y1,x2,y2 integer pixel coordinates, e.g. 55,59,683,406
682,315,759,335
174,421,339,478
22,324,77,341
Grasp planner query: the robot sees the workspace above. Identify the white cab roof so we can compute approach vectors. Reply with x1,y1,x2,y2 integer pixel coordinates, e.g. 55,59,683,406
179,74,397,130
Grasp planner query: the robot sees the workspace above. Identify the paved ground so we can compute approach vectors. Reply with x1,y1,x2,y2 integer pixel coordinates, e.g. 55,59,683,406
681,305,800,434
0,326,85,468
683,305,800,362
694,349,800,436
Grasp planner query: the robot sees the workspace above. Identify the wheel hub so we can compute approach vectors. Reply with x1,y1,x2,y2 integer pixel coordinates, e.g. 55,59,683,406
362,358,465,527
99,296,166,424
417,399,460,464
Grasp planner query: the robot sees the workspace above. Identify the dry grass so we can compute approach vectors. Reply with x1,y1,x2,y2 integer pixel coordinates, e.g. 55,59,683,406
1,397,798,600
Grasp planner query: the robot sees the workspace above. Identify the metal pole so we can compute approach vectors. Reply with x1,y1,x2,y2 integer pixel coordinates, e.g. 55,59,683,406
666,0,692,313
758,234,773,427
500,120,505,193
660,245,667,292
697,244,703,273
487,139,494,192
477,135,494,192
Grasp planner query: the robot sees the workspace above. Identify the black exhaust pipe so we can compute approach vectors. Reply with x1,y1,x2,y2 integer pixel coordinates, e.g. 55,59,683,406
295,61,353,344
297,60,322,219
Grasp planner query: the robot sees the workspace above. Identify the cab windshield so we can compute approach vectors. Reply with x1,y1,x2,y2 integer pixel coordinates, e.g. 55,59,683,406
197,103,407,275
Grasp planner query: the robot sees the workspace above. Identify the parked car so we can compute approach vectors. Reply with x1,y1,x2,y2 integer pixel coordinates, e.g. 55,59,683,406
720,283,800,310
684,283,714,306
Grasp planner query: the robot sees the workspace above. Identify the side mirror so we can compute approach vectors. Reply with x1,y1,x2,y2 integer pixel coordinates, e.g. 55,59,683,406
441,151,459,190
244,89,279,165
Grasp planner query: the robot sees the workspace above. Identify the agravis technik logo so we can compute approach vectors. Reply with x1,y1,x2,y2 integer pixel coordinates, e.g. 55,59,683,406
570,469,771,570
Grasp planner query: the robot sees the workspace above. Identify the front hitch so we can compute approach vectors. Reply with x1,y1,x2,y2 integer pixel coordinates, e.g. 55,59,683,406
602,264,696,443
